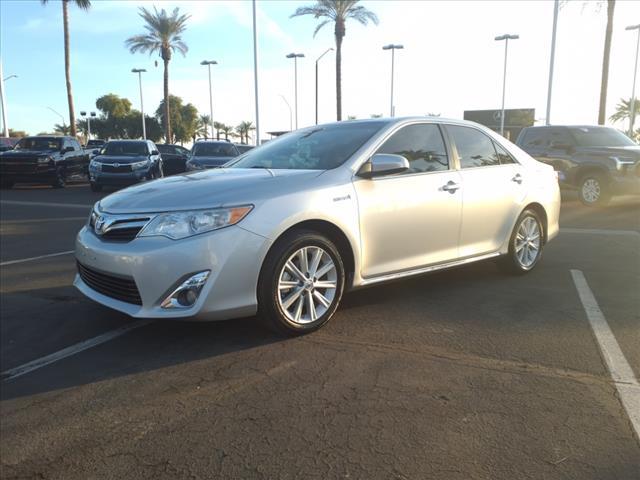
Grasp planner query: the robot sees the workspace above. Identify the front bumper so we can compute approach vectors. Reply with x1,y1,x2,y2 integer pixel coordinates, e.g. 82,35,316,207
89,169,152,186
74,225,271,320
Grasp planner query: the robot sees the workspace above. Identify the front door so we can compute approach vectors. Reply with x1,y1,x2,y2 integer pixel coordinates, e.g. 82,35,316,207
353,123,463,279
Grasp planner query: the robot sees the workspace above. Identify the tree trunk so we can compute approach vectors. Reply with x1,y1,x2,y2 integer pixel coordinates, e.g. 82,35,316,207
62,0,77,137
335,19,345,121
598,0,616,125
163,57,172,142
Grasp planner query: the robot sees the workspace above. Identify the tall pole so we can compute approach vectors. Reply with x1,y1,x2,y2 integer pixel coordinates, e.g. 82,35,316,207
627,24,640,136
252,0,260,146
132,69,147,140
495,34,519,137
286,53,305,130
315,48,333,125
546,0,559,125
201,60,218,140
382,45,404,118
0,58,8,136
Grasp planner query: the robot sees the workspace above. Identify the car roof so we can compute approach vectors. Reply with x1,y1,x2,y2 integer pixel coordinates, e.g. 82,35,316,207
107,139,147,143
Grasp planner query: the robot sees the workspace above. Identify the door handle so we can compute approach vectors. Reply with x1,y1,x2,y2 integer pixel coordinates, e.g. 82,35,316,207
441,180,460,193
511,174,523,184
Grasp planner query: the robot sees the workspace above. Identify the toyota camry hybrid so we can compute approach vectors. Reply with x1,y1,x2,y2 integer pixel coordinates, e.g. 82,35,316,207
75,117,560,335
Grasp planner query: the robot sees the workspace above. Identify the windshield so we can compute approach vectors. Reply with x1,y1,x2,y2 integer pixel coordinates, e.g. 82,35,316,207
103,141,148,156
87,140,104,147
229,122,386,170
15,137,61,151
192,143,237,157
569,127,636,147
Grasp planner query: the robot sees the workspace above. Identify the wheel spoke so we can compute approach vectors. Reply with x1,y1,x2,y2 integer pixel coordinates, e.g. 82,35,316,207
278,279,299,290
293,295,304,322
306,292,317,321
313,290,331,308
315,261,335,279
298,248,309,276
308,248,322,277
314,280,336,290
282,287,303,310
285,260,306,282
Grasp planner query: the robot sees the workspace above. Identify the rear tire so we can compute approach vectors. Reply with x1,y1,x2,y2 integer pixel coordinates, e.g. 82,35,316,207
52,168,66,189
258,230,345,336
579,173,610,206
498,209,544,275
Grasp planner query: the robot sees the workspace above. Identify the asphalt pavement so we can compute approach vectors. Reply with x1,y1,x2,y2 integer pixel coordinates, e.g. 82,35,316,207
1,183,639,479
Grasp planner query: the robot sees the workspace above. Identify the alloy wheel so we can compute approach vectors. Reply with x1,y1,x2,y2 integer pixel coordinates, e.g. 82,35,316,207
581,178,600,204
277,246,337,325
514,216,541,268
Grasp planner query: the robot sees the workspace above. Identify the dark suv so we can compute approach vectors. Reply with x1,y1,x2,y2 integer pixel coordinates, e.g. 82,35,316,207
516,126,639,206
0,136,89,188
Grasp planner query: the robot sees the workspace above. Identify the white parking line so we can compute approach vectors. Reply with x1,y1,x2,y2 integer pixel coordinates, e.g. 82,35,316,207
1,320,155,381
0,251,75,267
0,200,91,209
562,228,640,237
571,269,640,440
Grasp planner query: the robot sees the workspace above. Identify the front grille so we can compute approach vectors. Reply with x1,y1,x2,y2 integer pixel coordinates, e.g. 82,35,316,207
89,212,149,242
102,164,132,173
0,161,38,174
102,226,144,241
77,262,142,305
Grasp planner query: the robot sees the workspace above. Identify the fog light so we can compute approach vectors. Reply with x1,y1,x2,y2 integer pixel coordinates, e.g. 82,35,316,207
161,271,210,309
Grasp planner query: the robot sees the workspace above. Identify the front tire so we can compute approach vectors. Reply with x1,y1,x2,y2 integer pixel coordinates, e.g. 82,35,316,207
579,173,610,206
498,209,544,275
258,230,345,335
52,168,66,189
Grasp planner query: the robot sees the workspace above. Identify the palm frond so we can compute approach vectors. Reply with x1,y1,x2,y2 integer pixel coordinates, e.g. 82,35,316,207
346,5,379,25
313,18,332,37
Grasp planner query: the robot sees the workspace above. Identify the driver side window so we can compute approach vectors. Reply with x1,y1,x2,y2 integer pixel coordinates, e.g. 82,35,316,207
376,124,449,174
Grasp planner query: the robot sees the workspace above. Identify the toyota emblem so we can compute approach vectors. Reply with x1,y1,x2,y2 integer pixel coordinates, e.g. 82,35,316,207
113,163,120,168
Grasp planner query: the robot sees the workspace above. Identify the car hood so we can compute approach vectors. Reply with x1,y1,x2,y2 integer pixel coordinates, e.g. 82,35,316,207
98,168,325,214
578,145,640,159
0,149,56,157
188,156,235,166
94,155,148,164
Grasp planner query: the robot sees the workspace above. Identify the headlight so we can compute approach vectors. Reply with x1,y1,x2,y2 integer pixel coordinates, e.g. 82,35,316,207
89,160,102,171
187,161,203,171
37,156,52,164
611,156,636,171
131,160,151,170
139,205,253,240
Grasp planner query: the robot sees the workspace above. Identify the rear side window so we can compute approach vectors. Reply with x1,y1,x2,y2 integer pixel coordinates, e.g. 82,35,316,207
376,124,449,174
520,128,550,148
493,141,516,165
448,126,499,168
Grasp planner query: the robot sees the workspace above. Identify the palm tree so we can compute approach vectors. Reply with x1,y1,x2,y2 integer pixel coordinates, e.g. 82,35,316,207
126,7,190,142
609,98,640,125
41,0,91,137
598,0,616,125
197,115,211,139
213,121,224,141
54,123,71,135
291,0,378,121
235,121,256,144
220,124,235,141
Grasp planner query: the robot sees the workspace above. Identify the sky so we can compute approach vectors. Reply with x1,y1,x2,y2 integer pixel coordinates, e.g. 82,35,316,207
1,0,639,141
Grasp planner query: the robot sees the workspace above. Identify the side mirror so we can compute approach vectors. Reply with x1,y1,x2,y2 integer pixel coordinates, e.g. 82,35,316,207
92,149,99,154
63,146,74,153
357,153,410,179
151,150,159,156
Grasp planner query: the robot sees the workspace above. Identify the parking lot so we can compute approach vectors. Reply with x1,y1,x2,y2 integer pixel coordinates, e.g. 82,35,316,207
1,183,639,479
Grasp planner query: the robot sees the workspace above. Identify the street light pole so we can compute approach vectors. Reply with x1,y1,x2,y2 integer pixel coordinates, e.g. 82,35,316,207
546,0,559,125
47,107,66,131
382,44,404,117
201,60,218,140
279,95,293,131
252,0,260,145
286,53,305,130
0,58,8,136
315,48,333,125
80,111,96,140
495,34,519,136
626,24,640,137
131,68,147,139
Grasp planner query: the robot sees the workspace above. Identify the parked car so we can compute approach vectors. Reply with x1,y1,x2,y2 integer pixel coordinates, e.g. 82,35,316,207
84,139,106,156
88,139,163,192
234,144,254,154
185,141,240,171
516,125,639,206
156,143,190,175
0,137,19,152
75,117,559,335
0,135,89,188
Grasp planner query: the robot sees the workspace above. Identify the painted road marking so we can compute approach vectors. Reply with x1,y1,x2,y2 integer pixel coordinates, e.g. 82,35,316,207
562,228,640,237
0,250,74,267
571,269,640,440
1,320,155,381
0,200,91,209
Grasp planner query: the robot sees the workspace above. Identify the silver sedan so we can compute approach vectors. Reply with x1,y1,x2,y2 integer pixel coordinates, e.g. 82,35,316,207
75,117,560,334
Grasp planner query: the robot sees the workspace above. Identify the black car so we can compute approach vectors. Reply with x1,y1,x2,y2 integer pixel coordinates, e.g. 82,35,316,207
234,143,254,154
516,126,640,206
0,136,89,188
156,143,191,175
185,141,240,171
88,140,163,192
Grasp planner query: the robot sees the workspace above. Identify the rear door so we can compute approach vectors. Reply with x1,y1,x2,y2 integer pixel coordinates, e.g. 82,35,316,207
444,125,525,258
353,123,463,278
